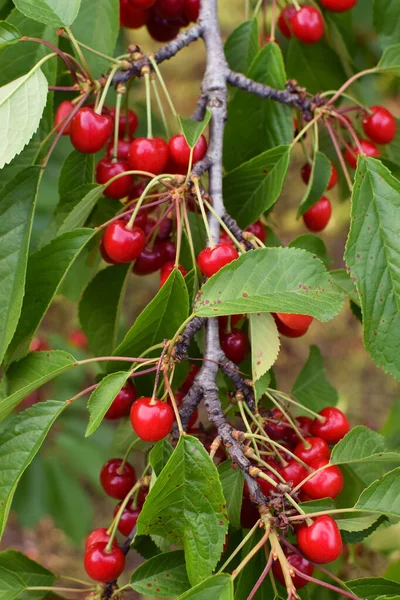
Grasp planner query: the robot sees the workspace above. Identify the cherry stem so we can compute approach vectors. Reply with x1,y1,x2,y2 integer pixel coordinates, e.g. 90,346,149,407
265,391,309,447
330,110,364,153
290,566,362,600
112,89,124,160
269,529,296,595
175,199,183,268
64,26,94,84
270,0,277,42
144,201,174,244
151,344,169,404
241,402,286,465
290,461,333,495
283,492,313,526
163,370,184,435
253,0,264,17
120,438,141,471
232,523,271,580
57,29,121,64
192,177,215,248
244,433,309,469
247,551,273,600
106,480,142,551
48,85,78,91
290,112,324,148
202,196,244,252
269,389,325,421
21,37,79,85
151,77,170,139
143,69,153,139
326,67,378,107
96,63,120,115
288,507,375,521
182,199,198,276
218,519,261,573
282,539,347,588
291,0,301,11
238,400,262,460
126,174,175,230
65,383,98,404
148,55,179,123
78,356,158,365
324,119,353,192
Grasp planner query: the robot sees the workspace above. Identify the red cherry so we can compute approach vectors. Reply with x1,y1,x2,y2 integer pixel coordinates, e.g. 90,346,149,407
113,502,141,536
85,528,117,551
160,261,187,286
130,397,175,442
133,244,165,275
129,0,156,7
276,313,313,331
362,105,397,145
273,314,310,338
291,6,324,44
256,467,280,496
100,238,118,264
277,5,297,38
54,101,74,135
312,407,350,444
103,221,145,264
109,108,139,138
30,337,50,352
297,516,343,564
157,240,176,263
265,408,297,444
84,542,125,582
220,328,249,364
120,0,149,27
302,196,332,232
100,459,136,499
218,314,244,332
96,159,133,200
183,0,200,21
70,107,113,154
68,329,88,349
156,218,173,241
245,220,267,242
147,12,181,41
300,162,338,190
155,0,184,18
240,496,260,528
129,137,169,175
280,460,309,488
168,134,207,168
319,0,357,11
302,458,344,499
272,548,314,590
197,243,239,277
297,416,314,437
106,138,133,161
294,437,331,465
105,380,137,420
344,139,380,169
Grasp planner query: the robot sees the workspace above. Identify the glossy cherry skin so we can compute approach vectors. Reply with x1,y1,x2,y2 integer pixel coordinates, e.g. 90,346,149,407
273,313,310,338
197,244,239,277
160,261,187,286
129,0,156,7
168,134,207,168
291,6,324,44
303,196,332,232
130,397,175,442
70,107,113,154
157,240,176,263
114,501,141,536
100,238,118,264
105,380,137,420
301,162,338,190
297,515,343,564
120,0,149,27
344,139,380,169
133,244,165,275
277,6,297,38
183,0,200,21
147,12,181,41
272,548,314,590
245,220,267,242
241,495,260,528
103,221,145,264
294,437,331,465
362,105,397,145
220,328,249,364
107,138,132,160
100,459,136,500
276,313,313,331
54,101,74,135
96,159,133,199
129,137,169,175
302,458,344,499
280,460,309,488
297,416,314,437
319,0,357,11
312,406,350,444
109,107,139,138
155,0,184,18
84,542,126,582
85,528,117,551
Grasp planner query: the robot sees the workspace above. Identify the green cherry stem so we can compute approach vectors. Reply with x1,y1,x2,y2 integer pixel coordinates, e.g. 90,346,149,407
244,433,309,469
112,88,124,160
96,64,121,115
232,523,272,580
324,118,353,192
151,77,170,138
126,174,175,229
64,27,94,84
242,402,285,465
106,481,142,550
269,389,325,422
238,400,261,459
201,196,244,252
325,67,378,107
287,507,377,521
175,200,183,268
148,55,179,125
192,177,215,248
144,69,153,139
182,199,198,275
163,370,184,435
218,519,262,573
265,390,309,447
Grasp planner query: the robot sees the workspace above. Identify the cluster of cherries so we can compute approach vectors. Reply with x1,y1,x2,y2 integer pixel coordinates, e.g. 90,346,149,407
278,0,357,45
120,0,199,42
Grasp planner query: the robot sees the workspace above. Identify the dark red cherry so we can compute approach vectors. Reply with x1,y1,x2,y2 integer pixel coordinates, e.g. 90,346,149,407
179,364,200,394
130,396,175,442
156,217,173,241
273,313,310,338
319,0,357,11
245,220,267,242
100,459,136,499
160,261,187,286
100,238,118,264
133,244,165,275
157,240,176,263
362,105,397,145
154,0,184,18
297,416,314,437
302,196,332,232
54,101,74,135
102,220,145,263
218,314,244,332
96,158,133,200
344,139,380,169
220,328,249,364
197,243,239,277
183,0,200,21
256,467,280,496
109,107,139,138
70,107,113,154
265,408,296,444
277,5,297,38
276,313,313,331
300,162,338,190
105,380,137,420
168,134,207,168
165,156,188,175
129,0,156,7
272,547,314,590
113,501,141,536
129,178,148,200
129,137,169,175
68,329,88,349
291,6,324,44
84,542,125,582
30,336,51,352
280,460,309,488
85,528,117,551
302,458,344,499
294,437,331,465
312,407,350,444
120,0,149,27
297,516,343,564
107,138,133,161
147,12,181,42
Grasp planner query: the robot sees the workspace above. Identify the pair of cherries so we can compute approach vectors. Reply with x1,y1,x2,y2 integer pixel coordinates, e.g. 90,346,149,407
278,5,324,44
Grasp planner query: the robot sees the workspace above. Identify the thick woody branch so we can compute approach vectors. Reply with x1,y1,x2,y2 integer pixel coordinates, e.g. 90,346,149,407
174,316,207,361
218,351,255,410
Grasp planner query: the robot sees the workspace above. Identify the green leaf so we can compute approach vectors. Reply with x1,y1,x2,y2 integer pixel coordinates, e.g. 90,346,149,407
254,371,271,404
7,228,94,363
176,574,233,600
149,439,173,477
58,184,103,235
0,67,48,168
137,435,229,586
110,270,189,370
79,264,130,356
288,234,331,268
224,43,292,171
0,20,20,45
85,371,129,437
0,167,41,365
224,19,259,74
355,467,400,519
131,534,161,560
249,312,280,383
346,577,400,600
130,551,190,598
0,400,65,539
12,0,80,26
374,0,400,49
194,247,343,322
297,152,332,217
377,43,400,76
0,350,76,421
179,109,211,149
330,269,360,304
337,514,387,544
0,550,54,600
292,345,338,413
223,146,290,228
218,460,243,530
345,157,400,381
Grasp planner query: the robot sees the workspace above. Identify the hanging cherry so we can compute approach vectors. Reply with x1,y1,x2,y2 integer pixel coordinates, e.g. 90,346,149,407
343,139,380,169
291,6,324,44
70,107,113,154
302,197,332,232
297,515,343,564
197,244,239,277
312,406,350,444
362,105,397,145
130,397,175,442
102,220,145,264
